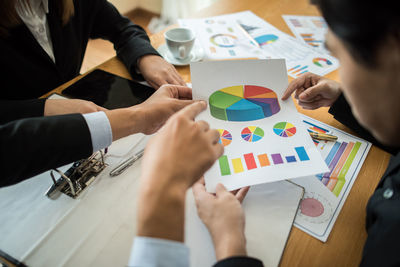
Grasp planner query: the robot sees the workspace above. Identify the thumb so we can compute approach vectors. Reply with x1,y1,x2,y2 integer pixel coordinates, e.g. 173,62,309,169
299,84,325,102
215,183,228,197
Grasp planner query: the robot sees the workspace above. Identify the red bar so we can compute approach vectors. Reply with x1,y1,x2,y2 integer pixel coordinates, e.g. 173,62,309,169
244,153,257,170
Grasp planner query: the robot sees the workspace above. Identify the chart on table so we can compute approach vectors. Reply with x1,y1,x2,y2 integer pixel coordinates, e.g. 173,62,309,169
218,146,310,176
209,85,281,121
273,122,296,137
241,126,264,142
255,34,278,46
313,57,333,67
218,129,232,147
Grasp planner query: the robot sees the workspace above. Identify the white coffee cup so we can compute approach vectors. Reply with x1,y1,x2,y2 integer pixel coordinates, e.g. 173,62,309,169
164,28,195,60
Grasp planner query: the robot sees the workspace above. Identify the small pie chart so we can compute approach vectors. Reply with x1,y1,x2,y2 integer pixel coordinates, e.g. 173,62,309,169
241,126,264,142
273,122,296,137
313,57,333,67
218,129,232,147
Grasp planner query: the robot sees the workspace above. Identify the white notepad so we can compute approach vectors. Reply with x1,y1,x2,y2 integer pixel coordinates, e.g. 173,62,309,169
185,180,304,267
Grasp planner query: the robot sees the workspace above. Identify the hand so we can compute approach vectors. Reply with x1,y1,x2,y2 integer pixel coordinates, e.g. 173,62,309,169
141,102,224,190
44,99,107,116
282,72,342,110
138,55,186,88
193,179,250,260
136,102,224,242
134,84,197,135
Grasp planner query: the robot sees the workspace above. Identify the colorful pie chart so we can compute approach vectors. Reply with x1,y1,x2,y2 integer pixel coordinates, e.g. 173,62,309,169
255,34,278,46
209,85,281,121
218,129,232,147
241,126,264,142
273,122,296,137
313,57,333,67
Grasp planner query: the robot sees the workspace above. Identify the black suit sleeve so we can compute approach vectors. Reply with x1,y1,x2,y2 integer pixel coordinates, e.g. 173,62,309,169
213,256,264,267
89,0,161,80
0,114,93,187
0,99,46,124
328,94,398,155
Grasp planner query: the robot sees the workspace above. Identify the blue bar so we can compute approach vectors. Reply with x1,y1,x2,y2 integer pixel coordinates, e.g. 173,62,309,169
299,65,308,71
324,142,341,165
303,120,329,133
286,156,297,163
295,146,310,161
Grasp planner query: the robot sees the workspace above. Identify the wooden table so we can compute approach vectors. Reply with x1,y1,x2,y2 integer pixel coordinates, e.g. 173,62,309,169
44,0,391,266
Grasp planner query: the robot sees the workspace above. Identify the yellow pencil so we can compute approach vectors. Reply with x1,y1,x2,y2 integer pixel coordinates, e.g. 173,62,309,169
309,132,338,141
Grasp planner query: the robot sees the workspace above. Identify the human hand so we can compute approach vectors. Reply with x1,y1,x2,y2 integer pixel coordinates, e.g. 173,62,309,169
133,84,197,135
141,102,224,191
138,54,186,88
136,103,223,242
282,72,342,109
44,99,107,116
193,179,250,260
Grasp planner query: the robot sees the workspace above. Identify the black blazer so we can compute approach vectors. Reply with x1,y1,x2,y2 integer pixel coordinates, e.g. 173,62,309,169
0,99,92,187
0,0,159,100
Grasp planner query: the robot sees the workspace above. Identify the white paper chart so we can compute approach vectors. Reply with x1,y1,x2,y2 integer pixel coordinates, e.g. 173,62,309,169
283,15,330,54
191,59,329,192
180,11,339,78
291,115,371,242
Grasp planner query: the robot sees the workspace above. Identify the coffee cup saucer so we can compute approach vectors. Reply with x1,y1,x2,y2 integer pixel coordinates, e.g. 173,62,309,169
157,44,204,66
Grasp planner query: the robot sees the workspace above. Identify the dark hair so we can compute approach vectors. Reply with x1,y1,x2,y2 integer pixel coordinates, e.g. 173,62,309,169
312,0,400,67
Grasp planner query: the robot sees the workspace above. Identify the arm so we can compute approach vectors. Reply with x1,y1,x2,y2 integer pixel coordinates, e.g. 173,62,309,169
129,102,223,266
0,85,196,187
0,114,93,187
282,73,397,154
89,0,185,87
0,99,46,124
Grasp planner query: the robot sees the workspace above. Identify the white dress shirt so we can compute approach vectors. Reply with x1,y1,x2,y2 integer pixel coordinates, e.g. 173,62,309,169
16,0,113,152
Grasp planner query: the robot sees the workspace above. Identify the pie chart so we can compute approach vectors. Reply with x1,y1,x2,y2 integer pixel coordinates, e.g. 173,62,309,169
209,85,280,121
313,57,333,67
241,126,264,142
273,122,296,137
255,34,278,46
218,129,232,147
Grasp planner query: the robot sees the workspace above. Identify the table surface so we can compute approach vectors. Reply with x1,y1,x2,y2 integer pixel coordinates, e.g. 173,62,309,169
43,0,391,266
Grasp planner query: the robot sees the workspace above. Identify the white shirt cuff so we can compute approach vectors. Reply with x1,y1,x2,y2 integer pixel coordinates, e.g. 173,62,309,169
128,237,190,267
82,111,113,152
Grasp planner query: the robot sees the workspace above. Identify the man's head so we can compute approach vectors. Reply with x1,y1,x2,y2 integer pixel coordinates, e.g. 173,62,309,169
314,0,400,146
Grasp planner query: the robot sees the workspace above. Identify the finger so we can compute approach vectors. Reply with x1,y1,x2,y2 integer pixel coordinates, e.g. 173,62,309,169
171,99,198,112
193,179,214,202
207,129,221,144
298,100,325,110
175,86,193,100
282,74,307,100
147,80,160,90
235,186,250,203
215,183,228,197
179,101,207,120
196,120,210,132
213,143,224,159
298,83,326,102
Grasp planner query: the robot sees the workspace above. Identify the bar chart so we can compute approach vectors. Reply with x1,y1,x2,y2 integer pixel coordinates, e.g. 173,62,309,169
218,146,310,175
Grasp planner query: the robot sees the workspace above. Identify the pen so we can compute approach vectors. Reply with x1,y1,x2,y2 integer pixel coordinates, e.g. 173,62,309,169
109,149,145,177
309,132,338,141
236,23,261,48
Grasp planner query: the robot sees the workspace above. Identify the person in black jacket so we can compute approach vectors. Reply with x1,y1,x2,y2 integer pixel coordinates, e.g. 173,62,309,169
0,0,185,100
130,0,400,266
0,84,196,187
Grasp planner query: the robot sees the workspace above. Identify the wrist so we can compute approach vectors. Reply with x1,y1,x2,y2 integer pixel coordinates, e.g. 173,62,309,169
105,107,142,140
212,229,247,260
137,176,187,241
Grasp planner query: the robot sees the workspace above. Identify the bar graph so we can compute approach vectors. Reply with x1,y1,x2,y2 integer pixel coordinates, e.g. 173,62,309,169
288,65,309,77
218,146,311,176
316,141,361,196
